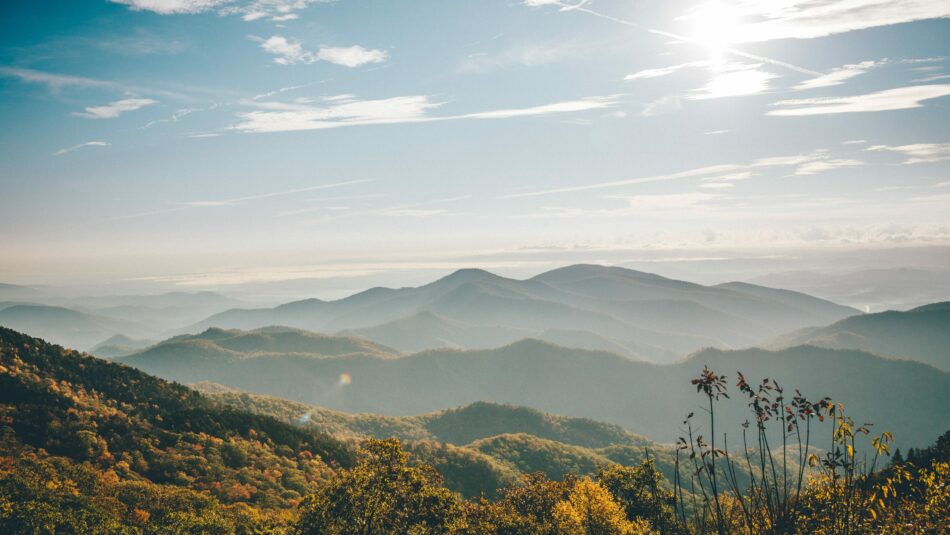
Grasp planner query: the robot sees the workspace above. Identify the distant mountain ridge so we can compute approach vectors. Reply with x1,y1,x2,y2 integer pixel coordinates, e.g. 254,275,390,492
0,303,152,350
767,302,950,370
185,264,859,362
120,327,950,450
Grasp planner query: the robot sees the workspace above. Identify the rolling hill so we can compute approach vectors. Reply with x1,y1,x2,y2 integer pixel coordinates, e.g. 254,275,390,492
185,264,859,362
88,333,154,358
120,328,950,450
199,388,697,497
767,302,950,370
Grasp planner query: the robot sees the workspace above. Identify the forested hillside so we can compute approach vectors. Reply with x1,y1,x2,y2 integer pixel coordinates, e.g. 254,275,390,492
0,326,353,531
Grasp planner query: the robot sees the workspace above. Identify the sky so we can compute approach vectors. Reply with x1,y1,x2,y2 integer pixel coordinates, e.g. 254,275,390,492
1,0,949,297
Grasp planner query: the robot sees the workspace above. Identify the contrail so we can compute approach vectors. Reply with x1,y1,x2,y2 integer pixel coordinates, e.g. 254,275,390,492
539,1,823,77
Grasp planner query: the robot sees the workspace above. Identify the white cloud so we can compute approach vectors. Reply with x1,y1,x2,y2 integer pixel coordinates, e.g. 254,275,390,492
113,0,330,20
259,36,313,64
768,84,950,116
691,63,778,100
457,95,617,120
257,36,387,67
702,171,754,182
110,0,227,15
233,94,619,133
317,45,388,68
867,143,950,164
522,0,590,10
74,98,158,119
679,1,950,43
625,61,706,81
794,60,879,90
793,158,864,175
54,141,111,156
234,95,440,132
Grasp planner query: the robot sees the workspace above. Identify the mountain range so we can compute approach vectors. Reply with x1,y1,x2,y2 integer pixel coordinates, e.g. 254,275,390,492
185,265,860,362
767,302,950,370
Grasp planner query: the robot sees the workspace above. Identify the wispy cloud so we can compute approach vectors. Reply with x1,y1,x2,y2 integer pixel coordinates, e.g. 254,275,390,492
233,94,620,133
112,0,330,21
175,179,374,207
73,98,158,119
625,61,705,81
768,84,950,116
142,107,198,128
458,40,585,73
677,1,950,42
234,95,441,132
256,36,388,67
0,66,111,91
54,141,111,156
794,60,879,90
0,66,195,101
792,158,864,176
253,84,309,100
499,150,856,198
868,142,950,164
641,96,682,116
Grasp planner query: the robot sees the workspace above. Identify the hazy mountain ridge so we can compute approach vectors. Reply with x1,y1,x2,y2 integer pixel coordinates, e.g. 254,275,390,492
767,302,950,370
0,290,242,351
0,303,153,350
120,328,950,450
750,268,950,312
186,265,860,362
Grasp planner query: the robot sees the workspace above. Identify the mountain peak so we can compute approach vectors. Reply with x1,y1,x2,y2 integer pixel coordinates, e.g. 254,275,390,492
532,264,667,282
431,268,503,286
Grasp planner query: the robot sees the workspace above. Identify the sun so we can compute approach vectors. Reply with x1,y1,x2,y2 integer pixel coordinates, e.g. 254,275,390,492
686,1,744,61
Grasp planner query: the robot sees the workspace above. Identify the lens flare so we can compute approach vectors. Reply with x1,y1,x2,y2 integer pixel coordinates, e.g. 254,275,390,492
338,372,352,386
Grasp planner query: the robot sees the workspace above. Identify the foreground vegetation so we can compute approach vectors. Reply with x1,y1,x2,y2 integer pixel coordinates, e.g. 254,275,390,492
1,327,947,533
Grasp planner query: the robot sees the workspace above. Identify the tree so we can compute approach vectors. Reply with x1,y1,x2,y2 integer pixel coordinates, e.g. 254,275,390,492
596,461,677,533
552,477,654,535
486,472,574,535
294,438,463,535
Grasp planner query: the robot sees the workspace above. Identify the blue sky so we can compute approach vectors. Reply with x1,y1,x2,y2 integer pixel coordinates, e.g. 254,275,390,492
1,0,949,295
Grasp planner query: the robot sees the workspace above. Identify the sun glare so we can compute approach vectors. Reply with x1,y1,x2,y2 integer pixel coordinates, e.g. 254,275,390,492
686,1,743,61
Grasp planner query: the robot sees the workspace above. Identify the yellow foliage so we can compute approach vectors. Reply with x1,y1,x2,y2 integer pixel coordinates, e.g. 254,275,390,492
552,478,654,535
